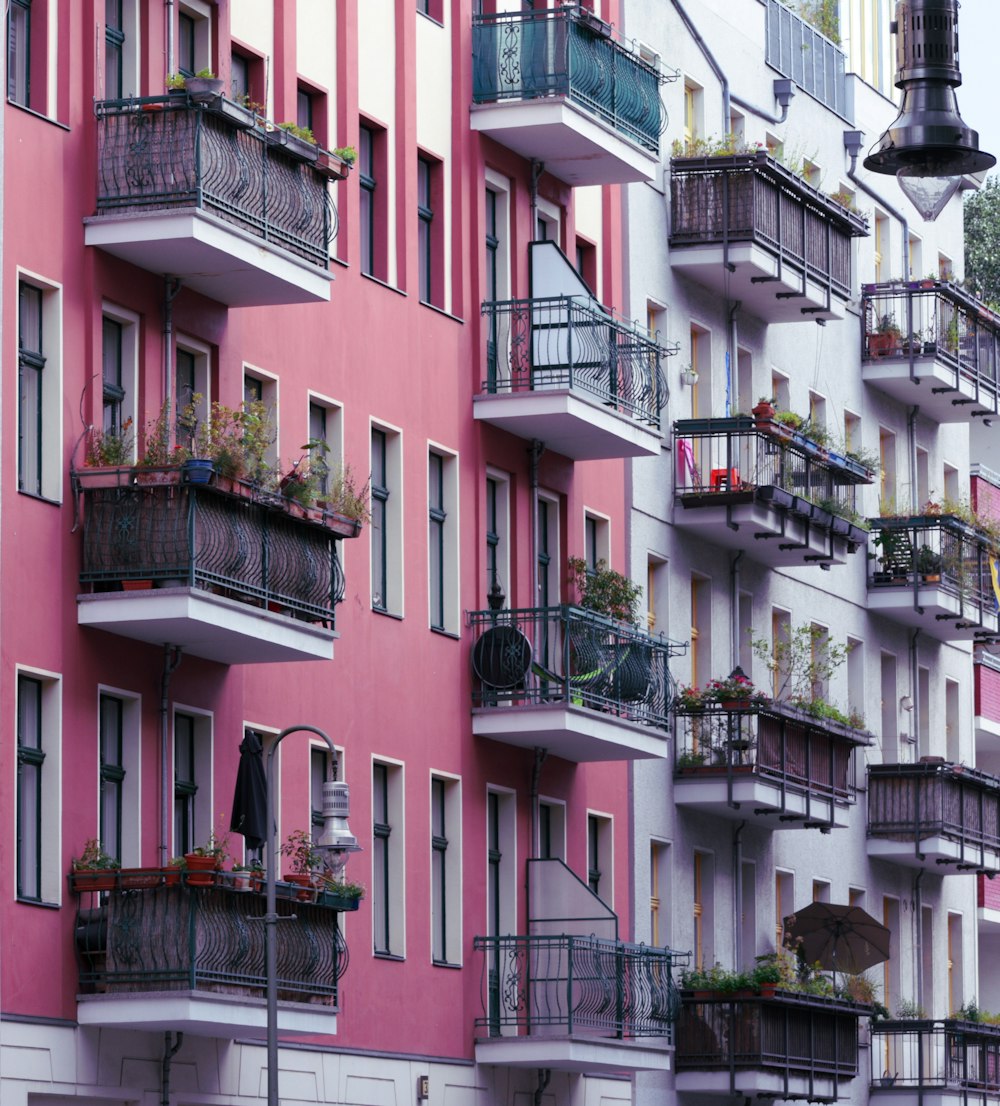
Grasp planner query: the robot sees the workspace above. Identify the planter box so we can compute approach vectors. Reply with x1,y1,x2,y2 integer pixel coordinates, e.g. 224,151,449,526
74,467,133,490
315,150,353,181
321,510,363,538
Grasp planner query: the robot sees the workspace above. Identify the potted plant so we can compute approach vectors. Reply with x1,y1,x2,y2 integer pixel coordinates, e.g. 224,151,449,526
184,828,229,887
319,876,366,908
316,144,357,181
229,862,252,892
752,396,776,427
318,460,371,537
915,544,942,581
280,828,322,900
71,838,120,891
276,122,319,163
868,313,902,357
136,401,189,483
77,419,136,489
184,68,224,104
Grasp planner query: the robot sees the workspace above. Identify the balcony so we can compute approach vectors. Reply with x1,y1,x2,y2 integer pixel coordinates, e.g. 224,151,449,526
73,868,357,1038
471,5,668,185
867,762,1000,874
871,1019,1000,1097
669,152,867,323
76,475,347,664
764,0,852,122
474,933,681,1073
469,605,683,762
676,991,862,1100
84,96,336,305
475,296,671,459
867,515,1000,642
673,700,869,830
673,417,871,567
861,281,1000,423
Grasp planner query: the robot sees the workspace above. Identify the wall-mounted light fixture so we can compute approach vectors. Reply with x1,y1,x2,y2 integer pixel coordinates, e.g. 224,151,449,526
900,694,914,712
680,365,699,387
863,0,995,221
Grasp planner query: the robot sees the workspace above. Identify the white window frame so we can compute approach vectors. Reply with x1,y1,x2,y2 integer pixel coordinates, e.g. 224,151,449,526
370,418,404,616
587,810,613,904
485,467,511,609
102,302,140,460
17,269,63,502
177,0,212,75
486,785,517,939
171,705,214,857
484,169,512,301
243,364,279,469
537,795,566,861
372,755,406,958
175,333,212,433
428,442,459,634
97,683,142,868
430,770,462,966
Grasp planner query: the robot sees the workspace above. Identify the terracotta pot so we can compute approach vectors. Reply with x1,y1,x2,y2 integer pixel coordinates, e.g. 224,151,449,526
71,869,118,892
284,872,317,902
184,854,219,886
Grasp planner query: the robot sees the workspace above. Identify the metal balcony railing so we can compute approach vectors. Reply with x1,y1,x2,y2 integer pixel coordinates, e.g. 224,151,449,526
862,281,1000,408
676,991,862,1078
674,417,870,538
670,153,867,297
93,97,335,267
674,700,868,806
79,481,345,626
482,296,668,428
868,515,997,616
474,934,682,1040
472,5,664,152
868,762,1000,867
871,1019,1000,1091
765,0,852,122
73,870,352,1002
469,605,683,729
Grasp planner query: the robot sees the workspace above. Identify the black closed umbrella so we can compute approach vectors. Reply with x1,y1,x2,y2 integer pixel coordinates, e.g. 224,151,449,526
231,730,268,852
784,902,891,982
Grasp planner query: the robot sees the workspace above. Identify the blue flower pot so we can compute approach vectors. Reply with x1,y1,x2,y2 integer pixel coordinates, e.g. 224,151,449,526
183,458,215,485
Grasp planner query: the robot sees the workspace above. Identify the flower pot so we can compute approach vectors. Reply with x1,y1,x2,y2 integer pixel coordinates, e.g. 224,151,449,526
752,400,776,427
284,873,317,902
184,854,219,886
320,510,363,538
184,76,224,104
183,458,215,485
230,872,252,892
135,466,181,486
721,698,751,710
868,332,900,357
119,869,165,889
71,869,118,892
122,579,154,591
75,467,132,490
315,149,353,181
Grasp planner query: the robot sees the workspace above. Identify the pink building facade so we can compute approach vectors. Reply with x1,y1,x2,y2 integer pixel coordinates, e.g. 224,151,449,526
1,2,680,1104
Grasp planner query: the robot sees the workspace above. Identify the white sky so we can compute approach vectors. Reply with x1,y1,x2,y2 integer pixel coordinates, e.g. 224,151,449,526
957,0,997,178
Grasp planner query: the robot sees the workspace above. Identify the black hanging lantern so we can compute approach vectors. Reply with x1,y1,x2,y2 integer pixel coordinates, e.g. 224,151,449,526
864,0,995,220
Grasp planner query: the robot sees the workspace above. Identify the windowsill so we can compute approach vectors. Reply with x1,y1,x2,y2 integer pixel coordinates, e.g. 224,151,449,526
430,626,460,641
16,897,60,909
361,272,407,297
372,606,404,621
420,299,464,325
18,489,62,506
433,958,462,969
374,951,406,962
7,99,71,131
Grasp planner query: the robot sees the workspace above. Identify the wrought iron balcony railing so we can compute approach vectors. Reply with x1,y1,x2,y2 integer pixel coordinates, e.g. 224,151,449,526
674,417,870,539
674,699,869,806
73,869,355,1002
472,5,664,153
862,280,1000,415
482,296,668,429
871,1019,1000,1092
868,762,1000,870
676,990,862,1080
474,934,682,1040
765,0,852,122
670,152,867,298
79,480,345,626
93,96,335,268
470,605,682,730
868,515,997,621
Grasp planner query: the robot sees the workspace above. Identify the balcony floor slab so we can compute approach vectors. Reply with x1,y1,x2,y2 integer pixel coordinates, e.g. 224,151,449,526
475,1034,671,1074
76,990,335,1039
472,702,667,762
84,209,333,306
867,586,999,641
673,774,850,829
473,389,662,459
670,242,846,323
862,354,998,422
676,1070,841,1099
78,587,336,664
673,498,853,567
867,834,1000,873
470,99,659,186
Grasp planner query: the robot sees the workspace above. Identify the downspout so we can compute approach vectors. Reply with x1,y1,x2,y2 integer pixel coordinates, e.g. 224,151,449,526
533,1068,551,1106
529,160,544,240
667,0,730,132
845,138,911,281
161,1031,183,1106
159,645,182,866
530,747,547,859
731,551,744,668
733,821,746,968
163,278,181,448
731,88,792,127
165,0,175,78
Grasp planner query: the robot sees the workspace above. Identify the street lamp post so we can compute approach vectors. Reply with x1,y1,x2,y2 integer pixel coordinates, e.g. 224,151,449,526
264,725,359,1106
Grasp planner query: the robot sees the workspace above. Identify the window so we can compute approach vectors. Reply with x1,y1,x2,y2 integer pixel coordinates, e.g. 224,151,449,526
8,0,32,106
17,675,44,901
690,575,710,689
484,174,511,301
874,210,889,282
373,759,404,956
309,399,342,499
177,1,211,78
371,424,402,614
534,195,560,244
485,472,510,607
18,282,44,495
693,851,714,968
358,124,388,281
243,369,278,469
775,869,793,948
417,157,435,304
105,0,124,98
431,774,461,965
879,427,896,510
174,337,209,447
428,448,458,632
771,609,792,698
583,513,610,576
537,492,560,610
486,788,516,938
538,798,566,861
587,814,612,902
647,556,667,633
575,237,596,292
102,317,125,436
99,694,125,862
650,841,669,946
683,79,703,147
230,51,249,102
173,710,211,856
418,0,443,20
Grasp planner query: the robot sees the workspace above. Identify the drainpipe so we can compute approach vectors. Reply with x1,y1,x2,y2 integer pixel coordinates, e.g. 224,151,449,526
733,821,746,968
730,551,744,668
529,160,544,240
165,0,175,78
731,83,794,127
159,645,182,866
666,0,730,132
532,1068,551,1106
163,278,181,448
161,1031,183,1106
